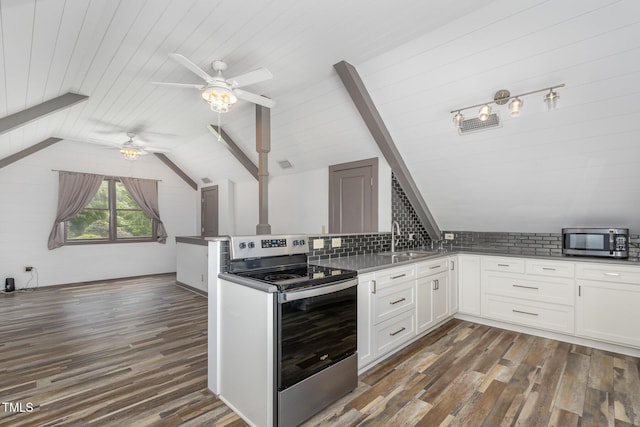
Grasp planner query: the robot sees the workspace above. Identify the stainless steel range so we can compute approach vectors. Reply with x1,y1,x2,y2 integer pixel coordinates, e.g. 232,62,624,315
218,234,358,427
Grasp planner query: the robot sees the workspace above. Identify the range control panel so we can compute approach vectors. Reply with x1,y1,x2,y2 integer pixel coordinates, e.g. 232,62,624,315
230,234,309,259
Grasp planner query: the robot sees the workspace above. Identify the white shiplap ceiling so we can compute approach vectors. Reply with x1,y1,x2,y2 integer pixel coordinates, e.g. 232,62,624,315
1,0,639,233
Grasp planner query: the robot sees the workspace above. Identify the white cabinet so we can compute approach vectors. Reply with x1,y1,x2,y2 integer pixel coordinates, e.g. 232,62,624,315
448,256,459,314
457,255,481,315
176,242,208,293
481,256,575,335
357,264,416,370
416,259,449,334
576,263,640,349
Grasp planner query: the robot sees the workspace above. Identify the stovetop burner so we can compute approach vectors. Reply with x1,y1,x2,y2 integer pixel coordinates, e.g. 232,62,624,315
234,263,356,291
264,273,303,282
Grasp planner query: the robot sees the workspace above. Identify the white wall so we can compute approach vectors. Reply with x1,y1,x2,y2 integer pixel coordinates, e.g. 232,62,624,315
231,159,392,235
0,141,198,288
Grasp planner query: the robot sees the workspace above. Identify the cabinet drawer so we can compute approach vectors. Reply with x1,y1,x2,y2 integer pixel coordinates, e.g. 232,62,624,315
373,280,415,324
483,256,525,273
374,310,415,357
416,258,448,277
482,294,574,334
375,265,416,286
575,263,640,284
483,272,574,306
526,259,574,278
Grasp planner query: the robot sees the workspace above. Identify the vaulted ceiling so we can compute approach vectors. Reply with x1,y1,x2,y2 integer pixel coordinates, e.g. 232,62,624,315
2,0,639,233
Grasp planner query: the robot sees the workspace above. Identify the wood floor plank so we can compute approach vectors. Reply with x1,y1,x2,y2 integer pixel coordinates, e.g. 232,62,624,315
613,355,640,425
554,351,591,415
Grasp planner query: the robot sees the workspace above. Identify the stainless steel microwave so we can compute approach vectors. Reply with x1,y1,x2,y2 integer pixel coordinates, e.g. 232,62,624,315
562,228,629,258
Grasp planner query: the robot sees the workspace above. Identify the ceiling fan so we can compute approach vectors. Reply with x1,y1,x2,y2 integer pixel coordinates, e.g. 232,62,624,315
111,133,170,161
153,53,275,113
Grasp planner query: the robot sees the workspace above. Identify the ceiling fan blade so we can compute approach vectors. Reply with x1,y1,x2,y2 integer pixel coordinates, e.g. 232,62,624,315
235,89,276,108
168,53,214,83
228,67,273,88
152,81,205,90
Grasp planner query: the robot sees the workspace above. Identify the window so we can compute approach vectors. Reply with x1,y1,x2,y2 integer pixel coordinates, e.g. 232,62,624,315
65,178,155,243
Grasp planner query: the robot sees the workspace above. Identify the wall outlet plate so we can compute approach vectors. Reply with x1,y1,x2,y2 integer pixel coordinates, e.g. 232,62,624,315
331,238,342,248
408,233,415,241
313,239,325,250
444,233,455,240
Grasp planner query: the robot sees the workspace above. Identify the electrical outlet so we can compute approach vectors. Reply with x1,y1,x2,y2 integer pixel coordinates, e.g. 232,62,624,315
408,233,415,241
444,233,455,240
313,239,325,250
331,238,342,248
25,266,33,272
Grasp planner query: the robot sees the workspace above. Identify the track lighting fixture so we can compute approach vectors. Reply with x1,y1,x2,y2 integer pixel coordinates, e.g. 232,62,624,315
450,84,565,130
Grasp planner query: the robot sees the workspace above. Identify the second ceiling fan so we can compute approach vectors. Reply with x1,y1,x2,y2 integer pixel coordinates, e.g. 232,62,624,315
154,53,275,113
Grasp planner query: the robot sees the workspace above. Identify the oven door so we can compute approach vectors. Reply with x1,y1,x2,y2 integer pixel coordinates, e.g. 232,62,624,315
277,278,357,391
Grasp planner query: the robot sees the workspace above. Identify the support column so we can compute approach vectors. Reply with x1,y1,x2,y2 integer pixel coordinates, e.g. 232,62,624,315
256,105,271,235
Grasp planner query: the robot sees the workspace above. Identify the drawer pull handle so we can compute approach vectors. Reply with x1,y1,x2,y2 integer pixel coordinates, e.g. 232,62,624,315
390,274,407,279
604,272,620,277
542,267,556,271
429,265,441,269
497,264,510,267
512,284,539,290
390,297,406,305
389,327,406,336
512,309,539,316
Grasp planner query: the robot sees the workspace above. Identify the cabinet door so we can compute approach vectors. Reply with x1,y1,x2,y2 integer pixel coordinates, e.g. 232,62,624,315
449,256,458,314
357,273,376,368
432,272,449,324
416,276,433,333
458,255,481,315
576,279,640,348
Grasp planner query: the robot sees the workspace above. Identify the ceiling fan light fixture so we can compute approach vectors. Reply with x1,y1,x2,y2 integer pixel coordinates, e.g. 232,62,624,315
202,86,237,113
120,147,140,161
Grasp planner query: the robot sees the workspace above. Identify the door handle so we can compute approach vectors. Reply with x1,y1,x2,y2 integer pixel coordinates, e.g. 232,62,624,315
371,280,376,294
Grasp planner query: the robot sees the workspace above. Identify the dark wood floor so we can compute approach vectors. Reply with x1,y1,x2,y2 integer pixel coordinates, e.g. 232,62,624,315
1,275,638,426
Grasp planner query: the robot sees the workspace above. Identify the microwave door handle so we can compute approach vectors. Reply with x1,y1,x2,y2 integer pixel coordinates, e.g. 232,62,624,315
610,230,614,255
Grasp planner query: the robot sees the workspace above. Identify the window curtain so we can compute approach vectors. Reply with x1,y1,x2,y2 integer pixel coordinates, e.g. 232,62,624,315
48,171,105,250
120,177,167,244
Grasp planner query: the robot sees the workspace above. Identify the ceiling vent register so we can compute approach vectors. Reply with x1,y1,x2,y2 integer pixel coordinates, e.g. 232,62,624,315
458,112,501,135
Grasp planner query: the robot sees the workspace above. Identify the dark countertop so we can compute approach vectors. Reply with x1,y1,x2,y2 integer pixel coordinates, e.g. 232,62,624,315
311,248,640,274
176,236,229,245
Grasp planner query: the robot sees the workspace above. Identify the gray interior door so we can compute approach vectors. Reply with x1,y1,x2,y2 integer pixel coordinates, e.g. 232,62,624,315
329,158,378,233
201,186,219,237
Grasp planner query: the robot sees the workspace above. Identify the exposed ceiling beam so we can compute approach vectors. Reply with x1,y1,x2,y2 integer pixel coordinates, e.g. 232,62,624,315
0,137,62,169
0,93,88,136
153,153,197,191
333,60,441,240
207,125,258,181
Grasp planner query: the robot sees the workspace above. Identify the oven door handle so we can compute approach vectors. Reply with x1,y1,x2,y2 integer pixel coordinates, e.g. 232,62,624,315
279,278,358,302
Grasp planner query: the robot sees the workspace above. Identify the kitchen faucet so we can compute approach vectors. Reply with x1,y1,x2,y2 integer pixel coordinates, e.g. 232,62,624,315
391,221,401,252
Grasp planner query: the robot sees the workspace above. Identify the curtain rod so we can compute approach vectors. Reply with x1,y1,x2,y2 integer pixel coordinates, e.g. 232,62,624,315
50,169,162,182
